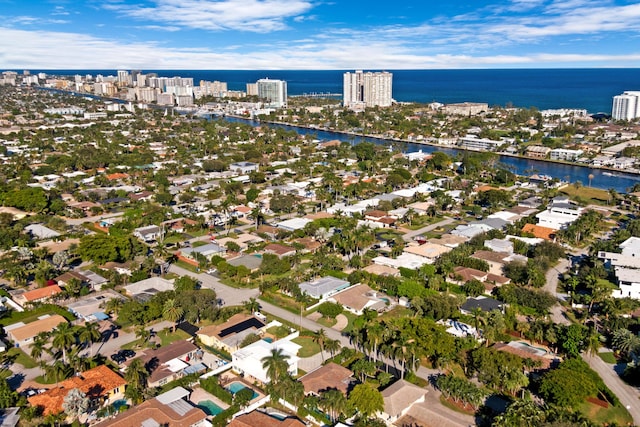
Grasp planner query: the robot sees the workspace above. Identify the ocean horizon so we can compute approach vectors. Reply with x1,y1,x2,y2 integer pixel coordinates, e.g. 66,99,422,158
22,68,640,114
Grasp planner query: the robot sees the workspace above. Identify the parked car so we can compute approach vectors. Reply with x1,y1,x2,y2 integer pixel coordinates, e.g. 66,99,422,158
110,353,126,364
119,349,136,359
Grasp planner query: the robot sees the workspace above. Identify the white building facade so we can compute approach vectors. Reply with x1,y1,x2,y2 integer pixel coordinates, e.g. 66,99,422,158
256,78,287,108
343,70,393,108
612,91,640,121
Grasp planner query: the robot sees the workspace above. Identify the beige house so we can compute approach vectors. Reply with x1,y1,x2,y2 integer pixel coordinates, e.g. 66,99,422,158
6,314,67,346
380,379,428,423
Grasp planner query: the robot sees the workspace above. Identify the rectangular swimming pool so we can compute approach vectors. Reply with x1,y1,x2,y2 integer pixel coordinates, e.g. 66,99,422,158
227,382,258,399
197,400,223,416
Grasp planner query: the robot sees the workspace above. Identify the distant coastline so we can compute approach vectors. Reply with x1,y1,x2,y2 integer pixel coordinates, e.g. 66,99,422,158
23,68,640,113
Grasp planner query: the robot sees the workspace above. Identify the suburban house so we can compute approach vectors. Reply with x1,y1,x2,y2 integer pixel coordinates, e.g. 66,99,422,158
197,313,267,352
123,340,202,388
535,196,584,230
300,363,353,396
55,269,108,290
5,314,67,346
328,284,390,315
298,276,350,300
13,285,63,306
180,242,226,262
28,365,126,415
124,277,175,301
522,223,557,241
229,161,259,174
24,224,61,240
471,250,528,276
460,296,504,314
403,242,452,263
228,410,305,427
600,237,640,299
379,380,428,424
95,387,209,427
227,255,263,272
232,335,301,384
263,243,296,258
133,225,162,242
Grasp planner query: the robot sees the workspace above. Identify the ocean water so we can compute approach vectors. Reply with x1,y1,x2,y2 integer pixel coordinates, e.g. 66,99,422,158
33,68,640,113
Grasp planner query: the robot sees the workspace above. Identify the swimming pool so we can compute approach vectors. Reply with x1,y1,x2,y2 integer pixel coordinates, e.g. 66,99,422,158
227,382,258,399
198,400,224,416
263,337,274,343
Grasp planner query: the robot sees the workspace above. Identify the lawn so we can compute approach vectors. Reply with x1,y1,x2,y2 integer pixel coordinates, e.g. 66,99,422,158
122,328,190,350
7,348,37,369
292,336,321,357
0,304,76,326
174,259,199,273
560,185,611,205
597,352,617,364
578,401,633,426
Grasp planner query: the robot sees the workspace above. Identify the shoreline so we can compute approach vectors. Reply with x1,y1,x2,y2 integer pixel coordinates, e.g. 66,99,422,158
222,115,640,178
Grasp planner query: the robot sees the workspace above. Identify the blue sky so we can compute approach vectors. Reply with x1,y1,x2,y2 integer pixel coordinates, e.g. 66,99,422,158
2,0,640,69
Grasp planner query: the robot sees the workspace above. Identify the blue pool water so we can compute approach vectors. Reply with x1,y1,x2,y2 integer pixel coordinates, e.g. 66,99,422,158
227,382,258,399
263,337,273,343
111,399,128,412
198,400,223,416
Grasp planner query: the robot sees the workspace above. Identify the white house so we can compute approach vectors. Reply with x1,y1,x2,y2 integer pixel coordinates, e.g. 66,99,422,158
298,276,350,300
380,380,428,424
229,161,259,174
535,196,584,230
133,225,162,242
232,334,301,384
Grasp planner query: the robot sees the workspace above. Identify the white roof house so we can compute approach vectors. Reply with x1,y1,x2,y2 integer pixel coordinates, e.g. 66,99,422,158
276,218,312,232
535,197,584,230
24,224,60,240
232,335,301,384
620,237,640,258
298,276,350,300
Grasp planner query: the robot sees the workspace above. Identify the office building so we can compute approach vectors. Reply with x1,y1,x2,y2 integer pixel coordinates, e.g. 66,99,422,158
256,78,287,108
343,70,393,109
612,91,640,120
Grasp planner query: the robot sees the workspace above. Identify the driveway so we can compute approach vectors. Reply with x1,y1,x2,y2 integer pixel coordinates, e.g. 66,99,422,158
401,217,456,242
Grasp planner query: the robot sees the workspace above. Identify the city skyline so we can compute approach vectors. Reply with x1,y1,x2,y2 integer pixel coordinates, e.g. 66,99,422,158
2,0,640,70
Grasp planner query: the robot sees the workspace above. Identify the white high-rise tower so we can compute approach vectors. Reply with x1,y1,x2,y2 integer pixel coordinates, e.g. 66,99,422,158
612,91,640,121
343,70,393,109
256,78,287,108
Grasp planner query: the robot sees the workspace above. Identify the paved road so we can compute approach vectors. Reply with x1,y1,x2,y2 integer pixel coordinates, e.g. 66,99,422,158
168,264,259,307
401,216,456,242
63,211,125,226
543,258,571,325
582,353,640,425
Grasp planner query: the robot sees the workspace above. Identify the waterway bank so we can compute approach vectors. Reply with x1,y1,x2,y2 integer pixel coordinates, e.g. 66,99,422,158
218,115,640,193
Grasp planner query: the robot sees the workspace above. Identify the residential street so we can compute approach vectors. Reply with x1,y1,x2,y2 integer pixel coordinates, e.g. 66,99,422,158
582,353,640,426
401,216,456,242
543,257,571,326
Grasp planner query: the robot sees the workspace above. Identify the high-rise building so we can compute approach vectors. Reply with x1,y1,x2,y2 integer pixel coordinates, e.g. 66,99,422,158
256,78,287,108
343,70,393,109
612,91,640,120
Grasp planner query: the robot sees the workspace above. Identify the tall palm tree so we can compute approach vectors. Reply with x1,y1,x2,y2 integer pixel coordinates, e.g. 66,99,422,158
125,358,149,404
78,322,101,356
261,348,290,384
324,338,341,359
313,328,328,362
365,321,385,363
51,323,77,364
243,297,261,314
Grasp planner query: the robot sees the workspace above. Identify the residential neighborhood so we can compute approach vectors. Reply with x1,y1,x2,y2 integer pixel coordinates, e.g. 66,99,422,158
0,74,638,427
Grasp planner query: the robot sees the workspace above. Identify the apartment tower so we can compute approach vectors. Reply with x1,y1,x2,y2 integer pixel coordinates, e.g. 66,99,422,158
343,70,393,109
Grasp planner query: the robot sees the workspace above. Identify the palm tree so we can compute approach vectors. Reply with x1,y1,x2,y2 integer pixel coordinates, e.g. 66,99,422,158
243,297,261,314
135,325,151,346
77,322,101,356
319,388,348,422
313,328,328,362
612,328,640,358
261,348,290,384
125,358,148,404
162,298,184,331
324,338,341,359
365,321,385,363
51,322,77,364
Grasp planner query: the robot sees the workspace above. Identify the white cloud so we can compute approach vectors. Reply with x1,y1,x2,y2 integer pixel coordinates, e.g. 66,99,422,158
2,26,639,70
104,0,314,32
